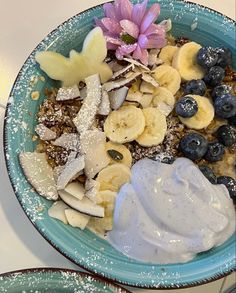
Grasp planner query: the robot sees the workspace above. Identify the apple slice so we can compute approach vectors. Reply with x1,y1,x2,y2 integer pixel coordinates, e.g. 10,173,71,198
64,182,85,200
19,152,58,200
59,190,104,218
65,209,90,230
48,200,69,224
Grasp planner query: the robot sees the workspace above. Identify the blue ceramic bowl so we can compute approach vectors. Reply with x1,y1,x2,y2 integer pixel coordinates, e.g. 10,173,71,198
0,268,130,292
4,0,236,289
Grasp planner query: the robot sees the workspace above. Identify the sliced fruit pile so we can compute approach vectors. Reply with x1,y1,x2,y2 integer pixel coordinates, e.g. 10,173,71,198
20,27,236,234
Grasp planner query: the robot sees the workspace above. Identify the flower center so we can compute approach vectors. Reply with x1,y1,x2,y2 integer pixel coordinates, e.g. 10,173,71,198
121,33,136,45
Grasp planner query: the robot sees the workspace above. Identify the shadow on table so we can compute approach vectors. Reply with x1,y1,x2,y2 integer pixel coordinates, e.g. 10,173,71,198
0,110,79,271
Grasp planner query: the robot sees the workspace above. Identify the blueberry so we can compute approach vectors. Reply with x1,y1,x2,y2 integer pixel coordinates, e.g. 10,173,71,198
179,133,208,160
228,115,236,126
217,176,236,203
216,125,236,146
199,165,217,184
216,47,232,68
211,84,231,101
197,47,218,69
184,79,206,96
175,96,198,118
214,94,236,119
204,142,225,162
204,66,225,87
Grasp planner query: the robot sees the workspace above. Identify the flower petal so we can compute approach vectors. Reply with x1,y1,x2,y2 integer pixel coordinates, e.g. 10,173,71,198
146,35,167,49
132,45,149,65
120,0,133,20
138,34,148,49
103,3,118,21
101,17,122,35
131,0,148,25
95,18,107,32
140,3,160,33
107,42,119,50
116,43,137,59
114,0,123,20
120,20,139,38
104,34,123,45
144,23,165,36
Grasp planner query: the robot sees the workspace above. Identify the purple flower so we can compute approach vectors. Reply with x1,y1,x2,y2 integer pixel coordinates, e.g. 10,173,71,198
95,0,167,65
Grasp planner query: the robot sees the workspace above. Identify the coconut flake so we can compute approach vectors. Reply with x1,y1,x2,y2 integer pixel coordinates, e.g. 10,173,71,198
85,179,101,204
112,63,134,80
73,74,101,133
108,60,124,72
109,86,129,110
48,200,69,224
19,152,58,200
80,130,110,179
102,72,141,92
123,57,150,71
35,124,57,141
56,85,80,101
52,133,80,151
98,90,111,115
141,73,159,88
57,155,85,190
148,49,159,67
65,209,90,229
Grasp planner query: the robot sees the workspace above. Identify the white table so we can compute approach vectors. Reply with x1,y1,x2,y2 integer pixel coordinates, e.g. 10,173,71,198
0,1,235,292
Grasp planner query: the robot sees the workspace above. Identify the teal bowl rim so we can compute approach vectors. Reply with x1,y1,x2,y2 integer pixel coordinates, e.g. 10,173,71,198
0,268,131,292
3,0,236,289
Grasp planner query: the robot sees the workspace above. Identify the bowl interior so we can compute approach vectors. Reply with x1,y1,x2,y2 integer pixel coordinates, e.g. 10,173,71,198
4,0,236,289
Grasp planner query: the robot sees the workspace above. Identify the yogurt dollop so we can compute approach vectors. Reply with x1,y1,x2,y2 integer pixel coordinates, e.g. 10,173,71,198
108,158,235,264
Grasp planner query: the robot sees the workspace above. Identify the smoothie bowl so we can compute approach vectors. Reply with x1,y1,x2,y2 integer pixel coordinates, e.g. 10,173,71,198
4,0,236,289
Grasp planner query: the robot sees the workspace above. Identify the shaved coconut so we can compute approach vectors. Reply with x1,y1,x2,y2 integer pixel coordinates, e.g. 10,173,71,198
56,85,80,101
80,130,110,179
123,57,150,71
112,64,134,80
48,200,69,224
57,155,85,190
85,179,101,203
109,86,128,110
59,190,104,218
102,72,141,92
73,74,102,133
108,60,124,72
126,90,143,103
141,73,159,88
53,165,65,182
19,152,58,200
64,182,85,200
66,151,78,163
98,90,111,115
52,133,80,151
79,86,87,100
65,209,90,229
140,81,155,93
35,124,56,141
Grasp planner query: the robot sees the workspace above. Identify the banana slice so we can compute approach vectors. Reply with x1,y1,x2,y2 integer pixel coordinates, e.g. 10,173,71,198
152,87,175,116
172,42,205,81
153,65,181,95
179,95,215,129
136,107,167,147
104,105,145,143
96,163,131,192
105,141,132,167
159,45,179,65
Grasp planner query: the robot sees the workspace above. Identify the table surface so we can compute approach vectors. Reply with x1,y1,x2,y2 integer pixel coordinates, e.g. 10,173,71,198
0,0,235,292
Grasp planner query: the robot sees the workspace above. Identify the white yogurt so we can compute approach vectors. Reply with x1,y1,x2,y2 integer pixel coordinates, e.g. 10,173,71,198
108,158,235,264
